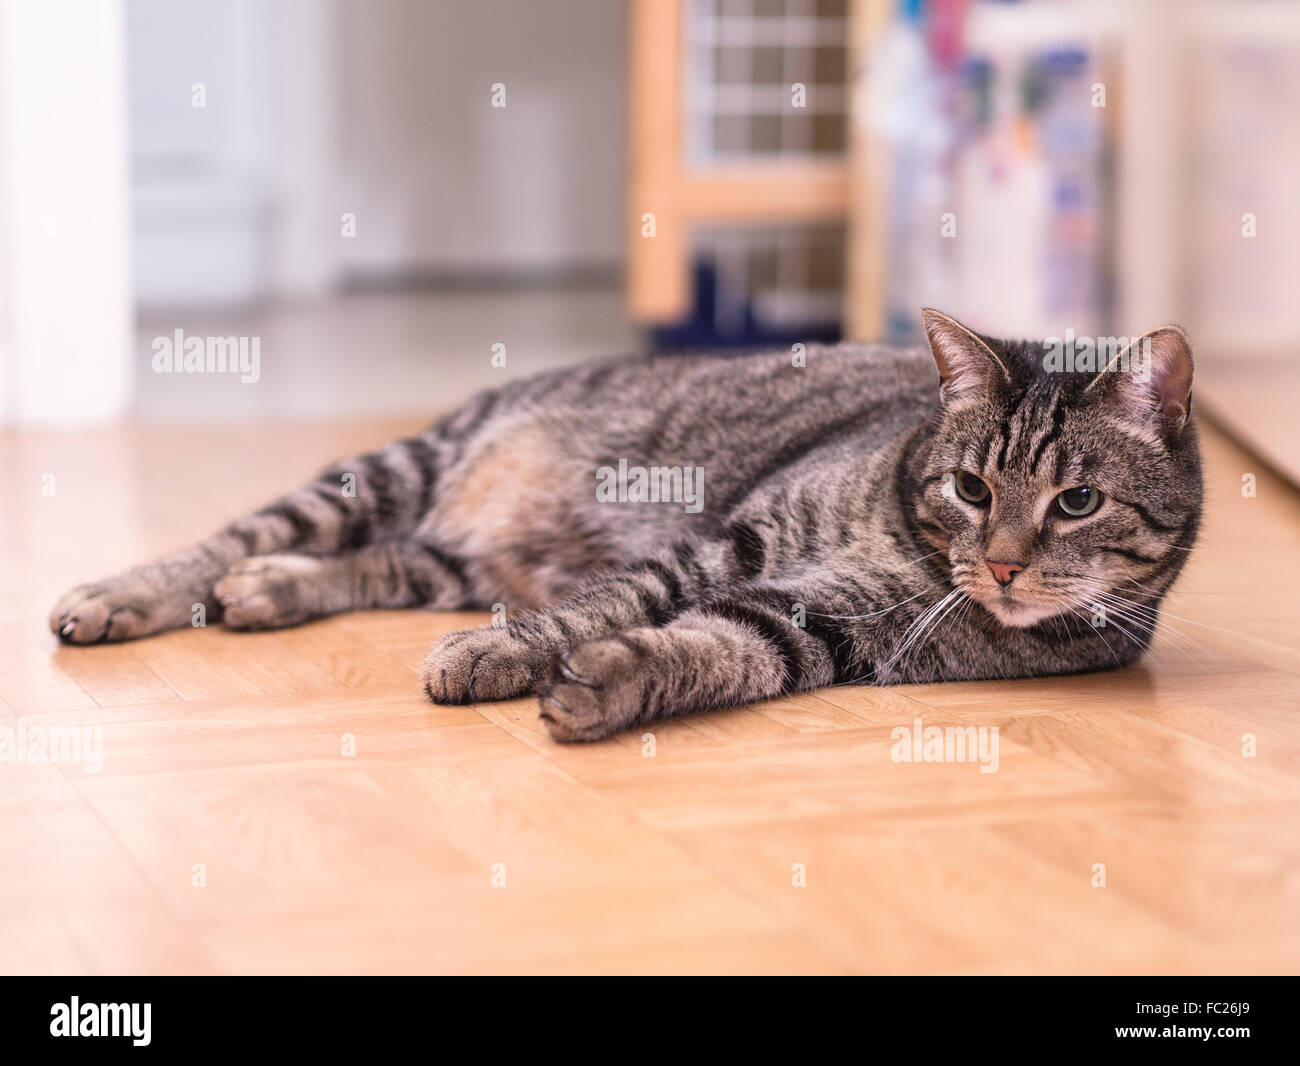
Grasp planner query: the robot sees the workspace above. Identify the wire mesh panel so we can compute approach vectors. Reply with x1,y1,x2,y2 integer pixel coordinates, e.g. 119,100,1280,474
678,223,845,344
686,0,850,163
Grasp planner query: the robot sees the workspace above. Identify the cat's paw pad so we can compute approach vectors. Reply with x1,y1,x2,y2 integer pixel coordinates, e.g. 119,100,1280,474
538,637,646,742
216,555,321,630
49,582,151,644
421,626,548,704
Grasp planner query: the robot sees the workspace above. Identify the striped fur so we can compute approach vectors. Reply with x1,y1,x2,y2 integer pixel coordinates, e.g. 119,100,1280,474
50,311,1201,742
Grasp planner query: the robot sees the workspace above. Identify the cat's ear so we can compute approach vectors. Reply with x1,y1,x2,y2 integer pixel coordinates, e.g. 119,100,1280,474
1086,325,1194,437
921,308,1010,406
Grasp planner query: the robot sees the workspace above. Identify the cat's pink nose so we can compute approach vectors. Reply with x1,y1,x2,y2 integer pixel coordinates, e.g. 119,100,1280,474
986,560,1025,587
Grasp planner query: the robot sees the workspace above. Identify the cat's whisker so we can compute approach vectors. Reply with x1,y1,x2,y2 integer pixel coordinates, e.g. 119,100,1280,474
809,587,929,621
1089,597,1199,663
1067,576,1223,650
834,590,967,687
1060,579,1213,665
834,594,957,685
949,593,978,638
1113,576,1181,599
891,588,968,676
1083,589,1219,665
878,588,961,678
812,552,951,622
1060,590,1161,662
1040,570,1188,606
1048,571,1244,642
1059,598,1123,666
1114,597,1245,640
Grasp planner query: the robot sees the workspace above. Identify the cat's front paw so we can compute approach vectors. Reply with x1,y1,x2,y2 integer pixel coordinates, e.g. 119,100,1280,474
538,637,647,742
49,580,156,644
421,626,550,704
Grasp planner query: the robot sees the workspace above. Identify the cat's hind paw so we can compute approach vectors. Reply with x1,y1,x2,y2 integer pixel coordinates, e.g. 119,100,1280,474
216,555,323,631
50,582,154,644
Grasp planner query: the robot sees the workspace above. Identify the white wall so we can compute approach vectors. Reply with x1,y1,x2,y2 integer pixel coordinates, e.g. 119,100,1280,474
0,0,134,427
127,0,276,307
334,0,627,280
125,0,628,308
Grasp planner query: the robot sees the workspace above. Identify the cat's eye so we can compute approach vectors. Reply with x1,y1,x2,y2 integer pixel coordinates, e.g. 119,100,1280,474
954,470,991,506
1056,486,1102,518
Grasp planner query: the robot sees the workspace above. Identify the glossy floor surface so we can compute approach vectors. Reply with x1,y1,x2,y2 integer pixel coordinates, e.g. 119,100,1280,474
2,418,1297,973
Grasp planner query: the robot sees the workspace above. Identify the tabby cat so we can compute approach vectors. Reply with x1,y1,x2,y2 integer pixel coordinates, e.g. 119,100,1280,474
50,310,1201,741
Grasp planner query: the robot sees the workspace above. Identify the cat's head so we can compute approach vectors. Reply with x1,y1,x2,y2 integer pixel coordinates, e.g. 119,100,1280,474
917,309,1201,629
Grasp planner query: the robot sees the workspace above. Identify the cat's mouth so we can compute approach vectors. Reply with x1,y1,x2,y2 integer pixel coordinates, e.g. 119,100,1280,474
950,561,1075,628
972,586,1061,628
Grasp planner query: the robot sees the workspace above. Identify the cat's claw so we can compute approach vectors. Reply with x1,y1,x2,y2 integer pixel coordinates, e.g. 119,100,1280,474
538,639,645,742
49,584,148,644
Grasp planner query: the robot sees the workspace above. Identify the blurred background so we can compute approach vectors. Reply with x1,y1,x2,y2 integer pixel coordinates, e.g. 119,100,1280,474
1,0,1298,479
